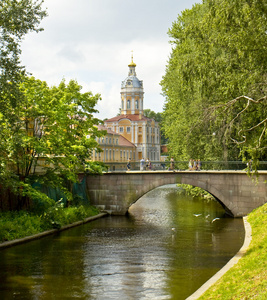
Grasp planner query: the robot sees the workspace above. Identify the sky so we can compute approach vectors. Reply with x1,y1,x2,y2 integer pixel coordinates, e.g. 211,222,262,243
21,0,199,120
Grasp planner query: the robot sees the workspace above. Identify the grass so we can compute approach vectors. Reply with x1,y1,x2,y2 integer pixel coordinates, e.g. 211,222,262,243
198,202,267,300
0,203,100,243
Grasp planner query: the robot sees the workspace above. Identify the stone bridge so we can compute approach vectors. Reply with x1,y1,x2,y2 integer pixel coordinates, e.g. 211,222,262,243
85,170,267,217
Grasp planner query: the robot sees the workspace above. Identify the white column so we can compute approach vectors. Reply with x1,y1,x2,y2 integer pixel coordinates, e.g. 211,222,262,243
142,123,147,158
131,92,135,114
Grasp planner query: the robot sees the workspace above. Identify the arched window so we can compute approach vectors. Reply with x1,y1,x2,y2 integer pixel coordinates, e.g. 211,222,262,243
127,100,130,109
135,99,139,109
121,100,124,109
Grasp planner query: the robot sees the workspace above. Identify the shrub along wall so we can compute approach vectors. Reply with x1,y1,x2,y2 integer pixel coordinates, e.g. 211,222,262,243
0,177,90,211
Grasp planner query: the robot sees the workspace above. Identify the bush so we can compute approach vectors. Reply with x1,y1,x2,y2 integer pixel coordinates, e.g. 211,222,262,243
0,203,100,242
0,211,44,242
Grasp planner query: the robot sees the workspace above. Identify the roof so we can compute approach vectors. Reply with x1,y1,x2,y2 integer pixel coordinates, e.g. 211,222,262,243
105,114,154,123
97,124,136,148
118,135,136,148
97,124,120,136
121,76,143,88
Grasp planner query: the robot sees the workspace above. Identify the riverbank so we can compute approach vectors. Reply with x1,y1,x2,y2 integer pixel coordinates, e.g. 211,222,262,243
0,212,108,249
190,202,267,299
0,203,103,246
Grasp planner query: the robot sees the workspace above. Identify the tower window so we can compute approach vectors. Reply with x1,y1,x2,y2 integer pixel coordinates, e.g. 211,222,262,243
135,100,139,109
127,100,130,109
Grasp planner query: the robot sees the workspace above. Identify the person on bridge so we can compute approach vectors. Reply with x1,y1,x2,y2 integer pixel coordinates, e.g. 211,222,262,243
127,158,131,171
146,158,149,170
148,159,152,170
140,158,145,171
188,159,193,170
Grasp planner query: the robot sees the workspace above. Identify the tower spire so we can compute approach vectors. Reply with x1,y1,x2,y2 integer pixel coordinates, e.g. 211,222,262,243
128,51,136,68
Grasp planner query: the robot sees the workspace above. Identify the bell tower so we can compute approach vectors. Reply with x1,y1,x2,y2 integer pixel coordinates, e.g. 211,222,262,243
120,53,144,116
104,52,161,162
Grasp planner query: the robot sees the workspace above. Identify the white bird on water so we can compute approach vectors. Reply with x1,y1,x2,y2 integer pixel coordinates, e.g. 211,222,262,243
193,214,202,217
211,217,220,223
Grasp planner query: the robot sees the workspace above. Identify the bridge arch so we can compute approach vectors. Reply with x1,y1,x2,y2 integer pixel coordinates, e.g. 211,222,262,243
176,175,234,216
86,171,267,217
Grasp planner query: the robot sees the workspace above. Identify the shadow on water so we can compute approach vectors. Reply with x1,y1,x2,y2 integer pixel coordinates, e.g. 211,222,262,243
0,184,245,300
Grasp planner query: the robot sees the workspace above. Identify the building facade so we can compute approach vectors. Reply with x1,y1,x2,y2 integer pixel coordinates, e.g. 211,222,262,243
104,56,161,161
91,125,136,163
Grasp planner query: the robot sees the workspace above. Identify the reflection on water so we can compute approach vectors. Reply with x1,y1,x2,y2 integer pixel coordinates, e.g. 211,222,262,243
0,185,245,299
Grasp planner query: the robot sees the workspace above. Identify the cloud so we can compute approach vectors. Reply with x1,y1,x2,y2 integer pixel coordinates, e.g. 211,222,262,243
21,0,199,119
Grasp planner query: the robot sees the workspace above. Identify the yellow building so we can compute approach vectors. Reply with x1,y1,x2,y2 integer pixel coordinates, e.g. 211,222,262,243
92,125,136,162
104,55,161,161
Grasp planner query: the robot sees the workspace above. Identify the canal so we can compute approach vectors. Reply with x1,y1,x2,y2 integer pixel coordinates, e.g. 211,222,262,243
0,185,245,299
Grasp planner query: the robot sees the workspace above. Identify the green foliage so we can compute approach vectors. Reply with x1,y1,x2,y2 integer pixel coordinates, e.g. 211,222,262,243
0,1,105,210
0,0,47,115
41,199,67,229
41,201,99,230
0,211,44,242
143,109,162,122
40,202,100,230
0,204,100,242
143,109,168,144
161,0,267,163
0,75,105,208
177,184,214,199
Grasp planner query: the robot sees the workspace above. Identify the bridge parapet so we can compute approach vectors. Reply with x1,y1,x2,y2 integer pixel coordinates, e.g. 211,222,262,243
104,161,267,172
86,171,267,217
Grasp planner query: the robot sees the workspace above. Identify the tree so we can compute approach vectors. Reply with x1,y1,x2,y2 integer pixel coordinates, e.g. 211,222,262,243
161,0,267,165
143,109,168,145
0,0,47,190
0,0,47,113
0,76,105,208
0,2,105,208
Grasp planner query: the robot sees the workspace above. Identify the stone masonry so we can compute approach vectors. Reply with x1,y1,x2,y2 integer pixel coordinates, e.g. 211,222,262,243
86,171,267,217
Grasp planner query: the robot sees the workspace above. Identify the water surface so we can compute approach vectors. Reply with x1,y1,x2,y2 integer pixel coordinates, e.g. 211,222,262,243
0,185,245,299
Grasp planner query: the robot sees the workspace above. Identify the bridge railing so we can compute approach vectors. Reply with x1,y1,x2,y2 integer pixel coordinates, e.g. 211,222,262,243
103,161,267,171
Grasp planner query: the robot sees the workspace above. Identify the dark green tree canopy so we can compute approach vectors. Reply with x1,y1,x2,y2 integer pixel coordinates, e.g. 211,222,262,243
161,0,267,164
0,0,47,115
